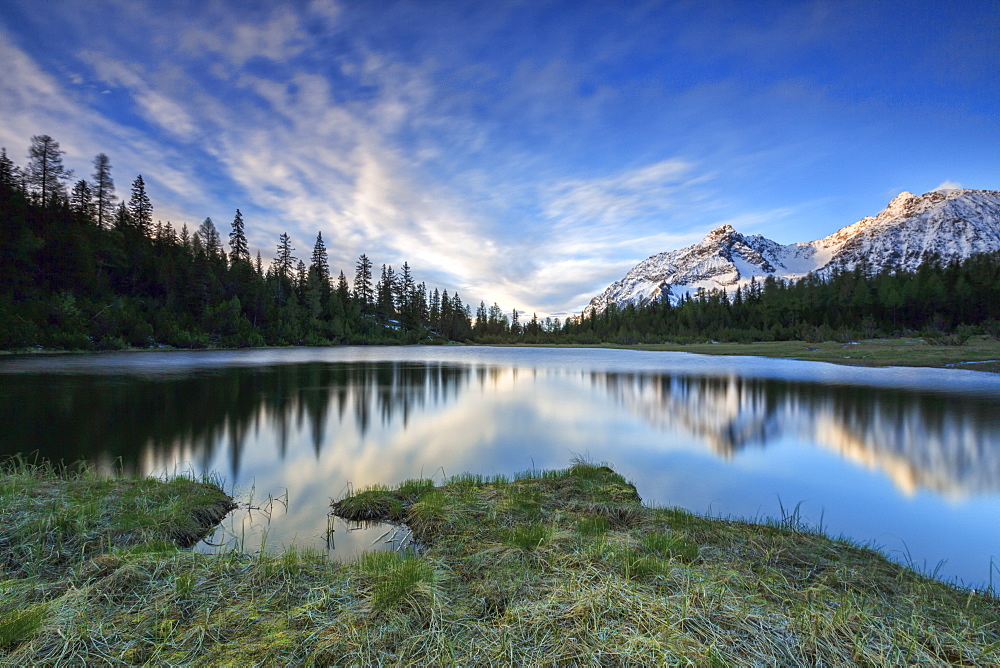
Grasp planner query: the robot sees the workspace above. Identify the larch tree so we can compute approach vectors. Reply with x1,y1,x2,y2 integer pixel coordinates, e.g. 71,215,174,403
198,217,223,261
26,135,72,206
91,153,115,230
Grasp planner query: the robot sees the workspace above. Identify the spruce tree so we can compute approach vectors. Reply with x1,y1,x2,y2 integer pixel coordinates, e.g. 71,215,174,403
0,148,20,192
129,175,153,236
229,209,250,264
296,259,308,300
275,233,296,278
273,233,296,305
114,201,130,231
353,253,373,312
309,232,330,286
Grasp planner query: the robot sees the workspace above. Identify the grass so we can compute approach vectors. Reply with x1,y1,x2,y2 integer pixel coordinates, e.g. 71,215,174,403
1,457,997,664
514,335,1000,371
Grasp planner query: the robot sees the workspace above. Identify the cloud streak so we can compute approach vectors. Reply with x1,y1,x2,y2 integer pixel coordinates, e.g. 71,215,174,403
1,1,997,316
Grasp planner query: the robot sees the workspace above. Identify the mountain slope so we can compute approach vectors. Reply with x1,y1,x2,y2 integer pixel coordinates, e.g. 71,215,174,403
587,188,1000,314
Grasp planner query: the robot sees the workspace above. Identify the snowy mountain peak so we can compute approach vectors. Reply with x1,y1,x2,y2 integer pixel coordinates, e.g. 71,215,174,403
587,188,1000,314
884,191,917,217
705,224,738,240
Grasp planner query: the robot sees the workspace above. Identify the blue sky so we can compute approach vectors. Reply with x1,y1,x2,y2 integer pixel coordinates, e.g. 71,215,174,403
1,0,997,317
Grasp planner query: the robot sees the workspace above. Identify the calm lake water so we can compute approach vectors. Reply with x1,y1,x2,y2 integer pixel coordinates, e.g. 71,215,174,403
2,346,999,587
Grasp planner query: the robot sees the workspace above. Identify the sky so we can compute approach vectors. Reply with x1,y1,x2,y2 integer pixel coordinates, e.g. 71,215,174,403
1,1,997,318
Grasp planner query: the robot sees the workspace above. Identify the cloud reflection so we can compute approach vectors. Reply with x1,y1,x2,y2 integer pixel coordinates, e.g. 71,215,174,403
3,353,997,584
591,372,1000,498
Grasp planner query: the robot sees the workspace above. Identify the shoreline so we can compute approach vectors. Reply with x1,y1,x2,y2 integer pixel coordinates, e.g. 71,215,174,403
1,460,997,664
3,336,999,372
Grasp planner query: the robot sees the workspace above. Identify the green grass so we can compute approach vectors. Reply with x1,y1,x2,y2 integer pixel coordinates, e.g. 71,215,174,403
1,457,997,665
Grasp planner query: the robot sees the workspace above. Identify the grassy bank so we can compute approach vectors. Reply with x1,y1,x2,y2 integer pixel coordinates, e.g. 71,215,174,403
1,459,997,664
518,335,1000,372
4,336,999,372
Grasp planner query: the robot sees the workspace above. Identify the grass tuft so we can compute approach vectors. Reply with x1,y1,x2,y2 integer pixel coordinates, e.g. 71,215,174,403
358,551,440,611
502,523,553,550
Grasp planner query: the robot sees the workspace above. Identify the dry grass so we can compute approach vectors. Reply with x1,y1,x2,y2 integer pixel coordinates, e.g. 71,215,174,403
1,458,997,665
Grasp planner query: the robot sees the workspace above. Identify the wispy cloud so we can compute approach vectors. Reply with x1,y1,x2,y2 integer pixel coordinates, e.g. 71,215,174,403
2,0,995,317
934,180,962,192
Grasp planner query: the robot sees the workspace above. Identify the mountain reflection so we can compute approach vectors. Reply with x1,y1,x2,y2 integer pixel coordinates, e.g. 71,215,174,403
2,361,998,498
592,372,1000,497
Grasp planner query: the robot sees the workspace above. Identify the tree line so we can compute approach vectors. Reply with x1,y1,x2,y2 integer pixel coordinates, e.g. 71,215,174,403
0,135,477,349
551,253,1000,346
2,134,997,351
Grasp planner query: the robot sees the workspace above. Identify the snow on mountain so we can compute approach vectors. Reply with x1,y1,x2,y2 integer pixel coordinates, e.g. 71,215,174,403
587,188,1000,314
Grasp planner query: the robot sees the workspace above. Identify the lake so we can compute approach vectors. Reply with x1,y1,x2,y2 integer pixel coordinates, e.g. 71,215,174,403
1,346,998,588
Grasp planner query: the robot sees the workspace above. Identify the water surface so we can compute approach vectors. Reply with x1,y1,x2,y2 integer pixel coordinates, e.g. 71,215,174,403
2,346,998,586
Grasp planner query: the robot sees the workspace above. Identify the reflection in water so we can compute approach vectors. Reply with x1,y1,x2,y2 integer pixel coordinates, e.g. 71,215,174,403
592,373,1000,497
1,352,998,584
1,362,472,477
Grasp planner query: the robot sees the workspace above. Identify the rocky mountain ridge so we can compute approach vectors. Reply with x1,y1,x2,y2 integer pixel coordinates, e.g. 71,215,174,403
587,188,1000,314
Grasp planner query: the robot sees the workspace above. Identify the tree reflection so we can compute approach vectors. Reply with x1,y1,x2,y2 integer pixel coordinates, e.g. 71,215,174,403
2,362,997,497
0,362,471,476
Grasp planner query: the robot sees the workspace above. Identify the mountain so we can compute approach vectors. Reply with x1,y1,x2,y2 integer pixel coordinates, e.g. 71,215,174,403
587,188,1000,314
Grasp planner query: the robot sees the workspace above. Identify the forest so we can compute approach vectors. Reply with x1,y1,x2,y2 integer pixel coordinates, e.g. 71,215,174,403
0,136,479,349
2,134,998,351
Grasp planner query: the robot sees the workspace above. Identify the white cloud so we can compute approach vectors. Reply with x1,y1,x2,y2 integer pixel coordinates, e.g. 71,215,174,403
543,159,700,229
934,180,962,192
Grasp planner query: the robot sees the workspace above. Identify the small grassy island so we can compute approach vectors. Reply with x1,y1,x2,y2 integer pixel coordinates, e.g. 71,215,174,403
1,459,997,665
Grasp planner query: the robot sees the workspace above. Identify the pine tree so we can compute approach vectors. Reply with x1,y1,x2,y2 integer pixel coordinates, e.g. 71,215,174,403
229,209,250,264
91,153,115,230
26,135,72,206
129,175,153,236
